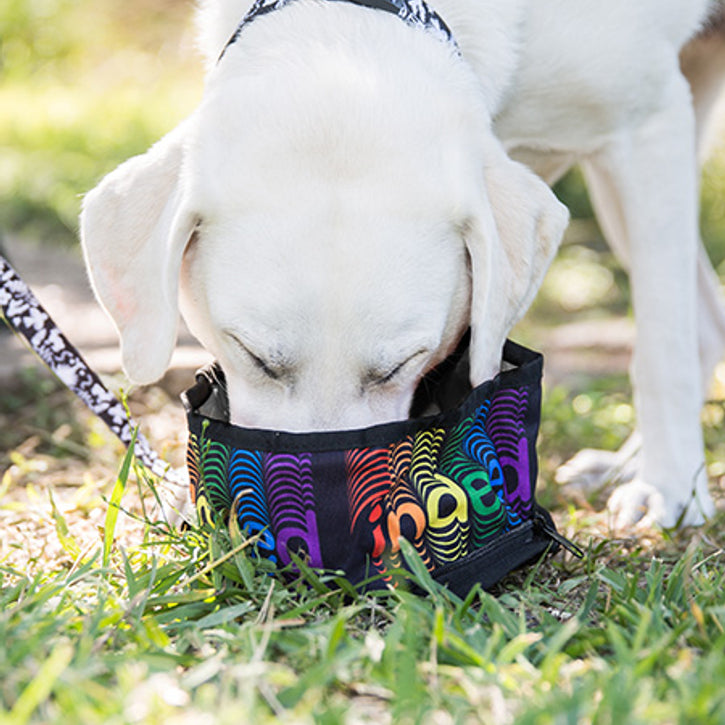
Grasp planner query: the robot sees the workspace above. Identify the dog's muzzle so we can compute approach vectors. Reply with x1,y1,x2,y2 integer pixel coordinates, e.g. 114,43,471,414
182,339,570,594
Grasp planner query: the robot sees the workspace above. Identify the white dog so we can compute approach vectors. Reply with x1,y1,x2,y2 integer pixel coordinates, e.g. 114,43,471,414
80,0,725,529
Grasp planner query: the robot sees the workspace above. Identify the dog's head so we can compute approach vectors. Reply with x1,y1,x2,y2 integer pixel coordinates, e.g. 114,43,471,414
81,18,567,431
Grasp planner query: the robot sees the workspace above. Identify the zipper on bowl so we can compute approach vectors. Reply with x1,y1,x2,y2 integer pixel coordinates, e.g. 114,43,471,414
533,509,585,559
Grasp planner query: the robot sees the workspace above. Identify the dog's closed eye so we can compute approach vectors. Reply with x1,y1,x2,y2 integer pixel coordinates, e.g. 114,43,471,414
363,349,428,389
224,331,293,383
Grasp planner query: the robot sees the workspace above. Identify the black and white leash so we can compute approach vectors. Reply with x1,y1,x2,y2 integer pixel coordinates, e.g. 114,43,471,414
0,253,185,488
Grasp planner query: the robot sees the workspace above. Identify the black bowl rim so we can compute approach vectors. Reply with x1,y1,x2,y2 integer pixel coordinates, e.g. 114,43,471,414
184,339,542,453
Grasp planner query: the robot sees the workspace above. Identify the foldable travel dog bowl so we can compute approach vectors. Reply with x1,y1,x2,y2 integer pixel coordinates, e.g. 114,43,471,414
183,338,566,595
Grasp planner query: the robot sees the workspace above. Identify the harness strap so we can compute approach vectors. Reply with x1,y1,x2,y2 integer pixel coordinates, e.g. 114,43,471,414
219,0,459,61
0,254,184,486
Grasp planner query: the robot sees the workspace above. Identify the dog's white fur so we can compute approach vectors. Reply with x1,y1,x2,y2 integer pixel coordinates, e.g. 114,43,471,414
80,0,725,529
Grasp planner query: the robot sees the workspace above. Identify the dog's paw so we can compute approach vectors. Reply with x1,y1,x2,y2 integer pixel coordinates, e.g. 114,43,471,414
606,480,666,529
555,448,630,490
607,479,714,530
555,433,641,493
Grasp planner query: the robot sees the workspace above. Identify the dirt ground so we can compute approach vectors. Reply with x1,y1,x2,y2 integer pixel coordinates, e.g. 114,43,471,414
0,235,213,384
0,236,209,570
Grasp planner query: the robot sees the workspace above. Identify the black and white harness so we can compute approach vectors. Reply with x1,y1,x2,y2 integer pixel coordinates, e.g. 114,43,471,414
219,0,459,60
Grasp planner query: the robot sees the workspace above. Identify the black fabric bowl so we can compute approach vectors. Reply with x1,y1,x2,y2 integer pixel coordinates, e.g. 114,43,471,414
183,338,564,594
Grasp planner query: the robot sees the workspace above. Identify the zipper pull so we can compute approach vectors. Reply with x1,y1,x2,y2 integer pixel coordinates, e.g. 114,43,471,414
534,511,585,559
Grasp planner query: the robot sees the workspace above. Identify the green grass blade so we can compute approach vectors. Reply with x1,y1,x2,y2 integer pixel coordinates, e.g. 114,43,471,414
7,642,74,725
48,489,81,561
102,428,137,569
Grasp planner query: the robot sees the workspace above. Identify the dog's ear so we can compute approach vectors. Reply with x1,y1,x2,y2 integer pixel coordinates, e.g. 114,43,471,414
463,140,569,383
80,120,197,384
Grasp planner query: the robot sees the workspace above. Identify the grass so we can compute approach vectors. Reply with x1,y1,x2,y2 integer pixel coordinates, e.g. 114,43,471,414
0,478,724,724
1,362,724,724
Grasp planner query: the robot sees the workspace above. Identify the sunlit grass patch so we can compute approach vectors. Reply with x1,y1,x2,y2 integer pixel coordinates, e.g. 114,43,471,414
1,373,723,724
1,442,724,722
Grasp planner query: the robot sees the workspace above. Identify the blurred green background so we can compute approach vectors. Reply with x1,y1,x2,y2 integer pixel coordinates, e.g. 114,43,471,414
0,0,201,243
2,0,725,267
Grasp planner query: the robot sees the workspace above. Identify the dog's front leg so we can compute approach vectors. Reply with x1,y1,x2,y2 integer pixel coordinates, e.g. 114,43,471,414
579,75,715,529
